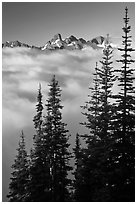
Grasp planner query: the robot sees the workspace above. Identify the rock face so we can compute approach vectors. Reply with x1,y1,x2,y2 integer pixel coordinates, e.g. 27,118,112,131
51,33,62,42
91,36,104,44
2,40,40,49
2,34,110,51
41,34,90,50
87,36,105,49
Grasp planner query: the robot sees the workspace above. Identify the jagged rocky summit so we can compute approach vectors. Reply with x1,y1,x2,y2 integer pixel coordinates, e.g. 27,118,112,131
2,33,112,51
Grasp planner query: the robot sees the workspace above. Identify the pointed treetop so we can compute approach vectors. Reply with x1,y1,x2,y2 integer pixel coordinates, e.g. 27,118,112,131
38,83,41,91
124,6,129,22
21,130,24,136
50,74,56,84
125,7,128,17
104,34,111,49
20,130,25,143
20,130,25,141
51,74,60,88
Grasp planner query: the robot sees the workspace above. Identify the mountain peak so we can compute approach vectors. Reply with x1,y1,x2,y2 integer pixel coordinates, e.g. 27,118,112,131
69,35,78,41
2,34,115,51
51,33,62,42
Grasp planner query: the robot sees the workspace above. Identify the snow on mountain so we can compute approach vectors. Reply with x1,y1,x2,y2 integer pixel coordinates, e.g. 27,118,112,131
2,40,40,49
2,34,116,51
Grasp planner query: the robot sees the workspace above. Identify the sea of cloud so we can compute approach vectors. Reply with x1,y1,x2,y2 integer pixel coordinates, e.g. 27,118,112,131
2,47,103,133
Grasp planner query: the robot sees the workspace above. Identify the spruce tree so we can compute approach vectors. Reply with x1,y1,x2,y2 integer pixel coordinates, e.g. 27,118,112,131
43,75,72,201
116,7,135,140
74,62,101,201
92,37,117,201
78,40,117,201
28,84,50,201
97,35,117,143
73,133,83,201
7,131,29,201
80,62,101,143
111,7,135,201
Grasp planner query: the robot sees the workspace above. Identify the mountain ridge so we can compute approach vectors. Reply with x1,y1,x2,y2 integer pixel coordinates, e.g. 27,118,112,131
2,33,113,51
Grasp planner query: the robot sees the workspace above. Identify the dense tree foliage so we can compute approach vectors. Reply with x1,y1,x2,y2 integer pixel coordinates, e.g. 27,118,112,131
76,40,117,201
43,75,72,201
7,131,29,201
27,84,51,201
110,7,135,201
73,7,135,202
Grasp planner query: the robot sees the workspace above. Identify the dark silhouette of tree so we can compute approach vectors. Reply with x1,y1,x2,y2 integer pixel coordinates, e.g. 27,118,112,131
43,75,72,201
7,131,29,201
73,133,84,201
77,38,117,201
110,7,135,201
81,62,101,143
98,37,117,142
27,84,51,201
116,7,135,141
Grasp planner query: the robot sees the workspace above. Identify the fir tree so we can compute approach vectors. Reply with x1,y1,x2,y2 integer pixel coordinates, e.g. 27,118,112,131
78,40,117,201
89,40,117,201
73,133,83,201
43,75,72,201
7,131,29,201
28,84,51,201
74,62,101,201
116,7,135,140
80,62,101,143
97,35,117,142
111,7,135,201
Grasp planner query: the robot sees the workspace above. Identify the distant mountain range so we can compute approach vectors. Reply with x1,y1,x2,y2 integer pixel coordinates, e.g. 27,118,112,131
2,33,114,51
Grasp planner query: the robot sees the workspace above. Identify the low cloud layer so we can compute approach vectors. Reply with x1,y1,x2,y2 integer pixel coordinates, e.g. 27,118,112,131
2,47,102,127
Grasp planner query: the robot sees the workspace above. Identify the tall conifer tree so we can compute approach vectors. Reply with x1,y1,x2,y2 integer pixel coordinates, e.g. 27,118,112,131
111,7,135,201
81,62,101,144
78,39,117,201
43,75,72,201
98,35,117,142
28,84,50,201
7,131,29,201
75,62,102,201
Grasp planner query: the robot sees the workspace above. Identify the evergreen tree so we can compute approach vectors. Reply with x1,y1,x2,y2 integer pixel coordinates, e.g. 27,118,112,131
28,84,51,201
78,39,117,201
74,62,102,201
110,7,135,201
80,62,101,143
43,75,72,201
97,35,117,142
7,131,29,201
73,133,84,201
91,39,117,202
116,7,135,140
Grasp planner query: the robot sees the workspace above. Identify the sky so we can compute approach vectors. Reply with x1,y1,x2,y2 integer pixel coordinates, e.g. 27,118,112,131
2,2,135,46
2,2,135,202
